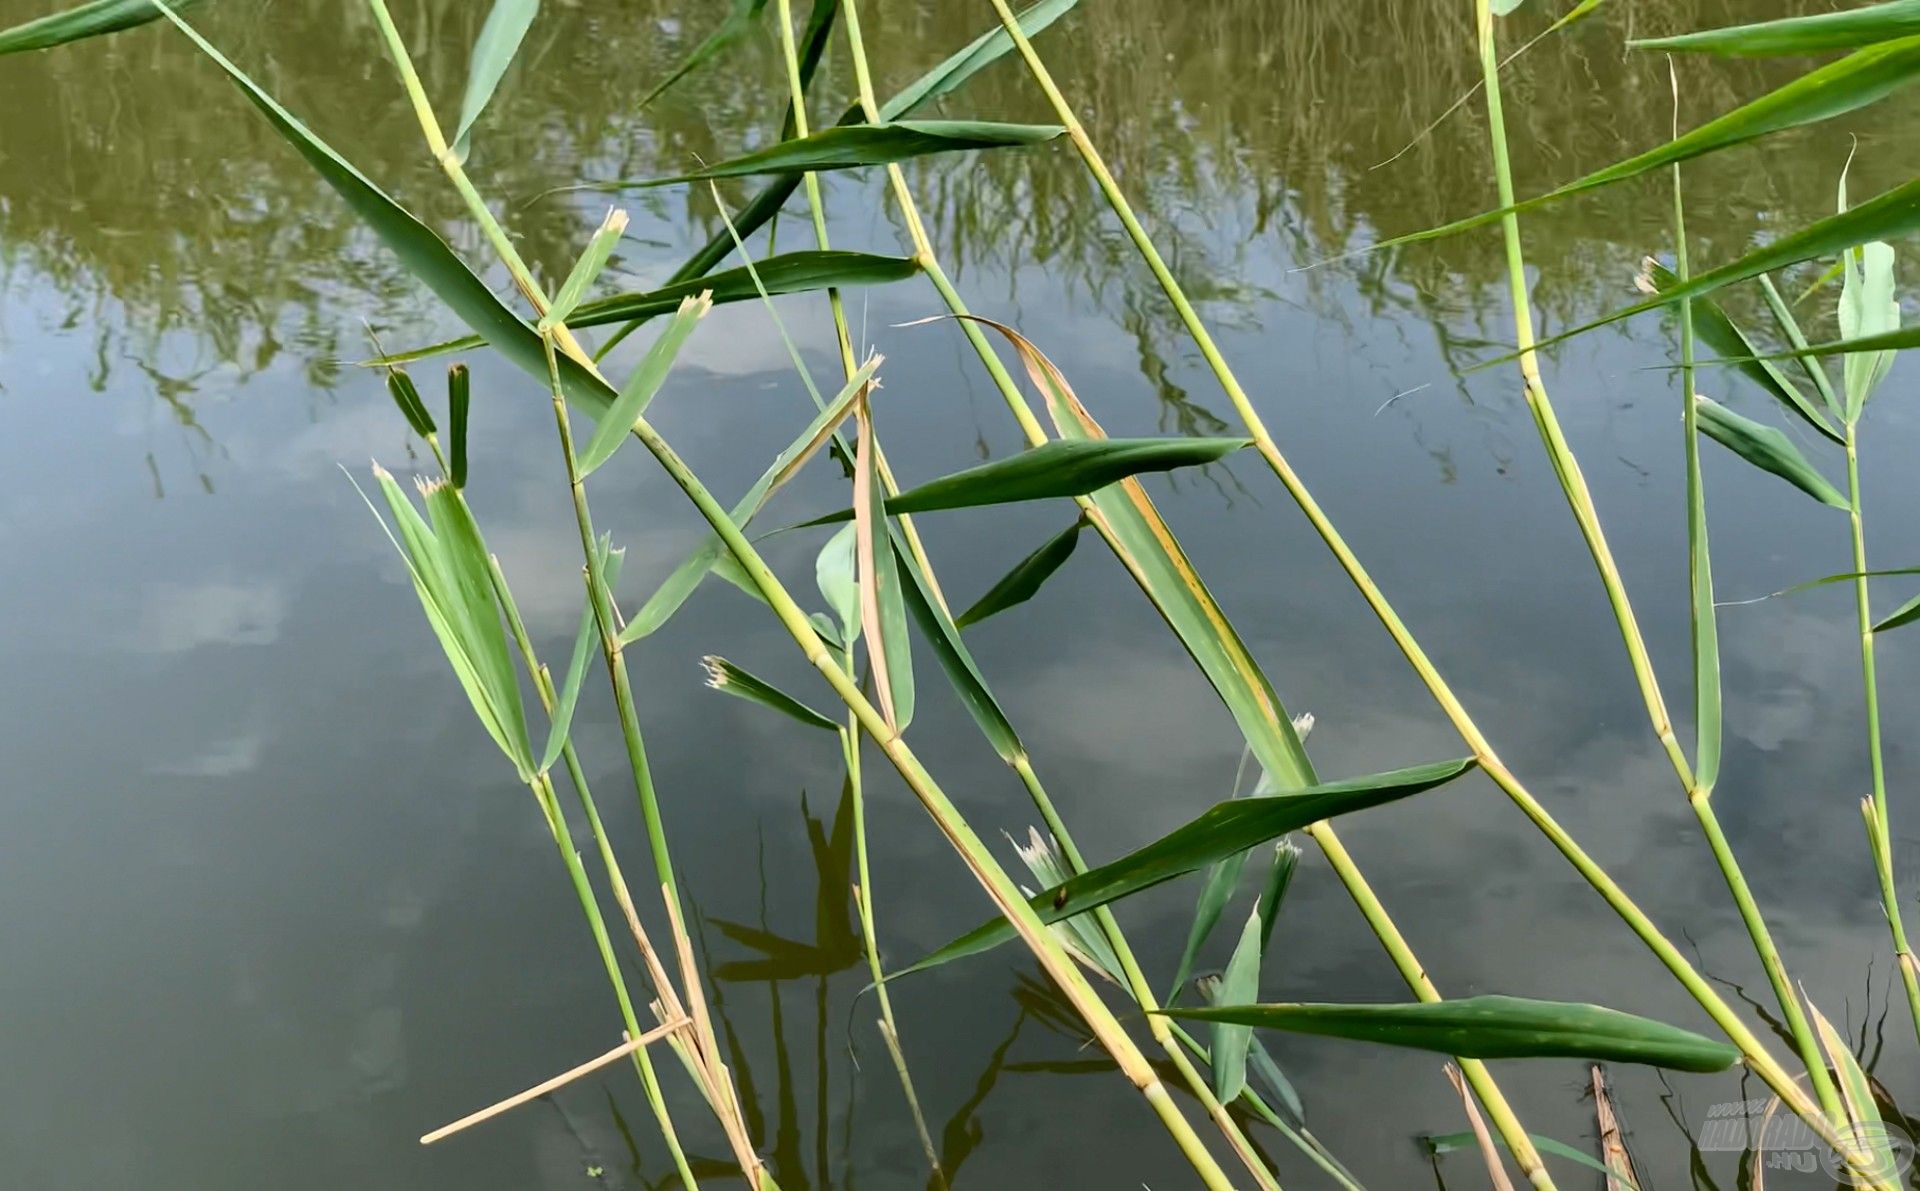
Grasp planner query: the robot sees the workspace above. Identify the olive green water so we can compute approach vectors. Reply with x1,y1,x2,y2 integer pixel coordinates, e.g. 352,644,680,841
3,1,1920,1186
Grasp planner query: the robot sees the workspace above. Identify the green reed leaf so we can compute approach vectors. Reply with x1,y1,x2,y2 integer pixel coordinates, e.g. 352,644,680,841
666,0,1079,284
1254,837,1300,953
781,0,839,141
1810,1000,1898,1179
638,0,769,109
893,526,1023,763
1759,271,1846,426
1211,908,1264,1103
1163,995,1739,1073
0,0,200,55
701,656,839,731
384,366,435,438
576,293,710,477
891,759,1475,980
447,364,471,488
620,354,879,643
541,207,627,332
596,121,1065,190
370,251,918,365
1489,173,1920,364
1672,171,1722,798
1873,590,1920,631
816,523,860,649
156,4,620,421
1696,396,1849,509
1639,258,1839,442
1634,1,1920,56
805,437,1252,525
541,537,623,772
452,0,539,160
955,516,1084,628
1010,827,1123,982
360,467,529,777
1424,1131,1640,1188
1170,849,1251,1002
855,403,913,730
421,478,532,775
1840,240,1899,421
1372,35,1920,256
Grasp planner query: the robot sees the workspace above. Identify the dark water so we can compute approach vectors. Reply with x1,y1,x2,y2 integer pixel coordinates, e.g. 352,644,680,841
5,1,1920,1187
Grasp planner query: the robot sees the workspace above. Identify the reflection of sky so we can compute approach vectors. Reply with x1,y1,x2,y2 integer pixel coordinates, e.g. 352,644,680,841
5,16,1920,1191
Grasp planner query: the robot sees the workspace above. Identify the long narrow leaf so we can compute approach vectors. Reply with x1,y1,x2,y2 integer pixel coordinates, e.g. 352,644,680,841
1874,590,1920,631
1162,996,1740,1073
1759,271,1845,421
1696,396,1849,509
855,401,913,729
1211,908,1264,1102
620,355,879,642
0,0,200,55
666,0,1080,284
1673,170,1722,796
452,0,540,159
594,121,1064,191
370,251,919,366
447,364,471,488
890,759,1475,980
805,437,1252,524
576,293,710,476
542,207,627,332
1371,36,1920,256
156,5,620,421
701,656,839,731
638,0,768,109
1424,1131,1641,1188
1839,239,1899,420
540,538,623,772
1809,1000,1898,1179
1491,173,1920,363
421,479,532,775
1638,258,1839,442
1634,2,1920,56
955,516,1084,628
894,525,1023,763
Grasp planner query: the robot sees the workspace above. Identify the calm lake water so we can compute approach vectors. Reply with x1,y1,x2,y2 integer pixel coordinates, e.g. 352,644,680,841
6,1,1920,1186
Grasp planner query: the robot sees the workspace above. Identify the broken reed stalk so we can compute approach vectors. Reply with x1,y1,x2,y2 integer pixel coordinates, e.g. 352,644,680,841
400,435,703,1187
978,0,1844,1148
536,329,774,1189
420,1019,691,1146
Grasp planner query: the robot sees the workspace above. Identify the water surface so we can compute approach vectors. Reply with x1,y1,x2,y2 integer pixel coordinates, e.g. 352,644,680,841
3,1,1919,1186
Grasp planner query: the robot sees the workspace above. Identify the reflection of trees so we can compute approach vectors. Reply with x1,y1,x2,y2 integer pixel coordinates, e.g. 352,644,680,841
0,0,1897,425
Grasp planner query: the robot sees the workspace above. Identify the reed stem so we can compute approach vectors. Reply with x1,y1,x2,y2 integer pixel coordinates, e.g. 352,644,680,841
621,409,1237,1191
977,0,1845,1150
1845,427,1920,1048
1671,145,1843,1122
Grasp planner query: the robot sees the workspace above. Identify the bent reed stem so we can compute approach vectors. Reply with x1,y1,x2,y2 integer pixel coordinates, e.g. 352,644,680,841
980,0,1849,1152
